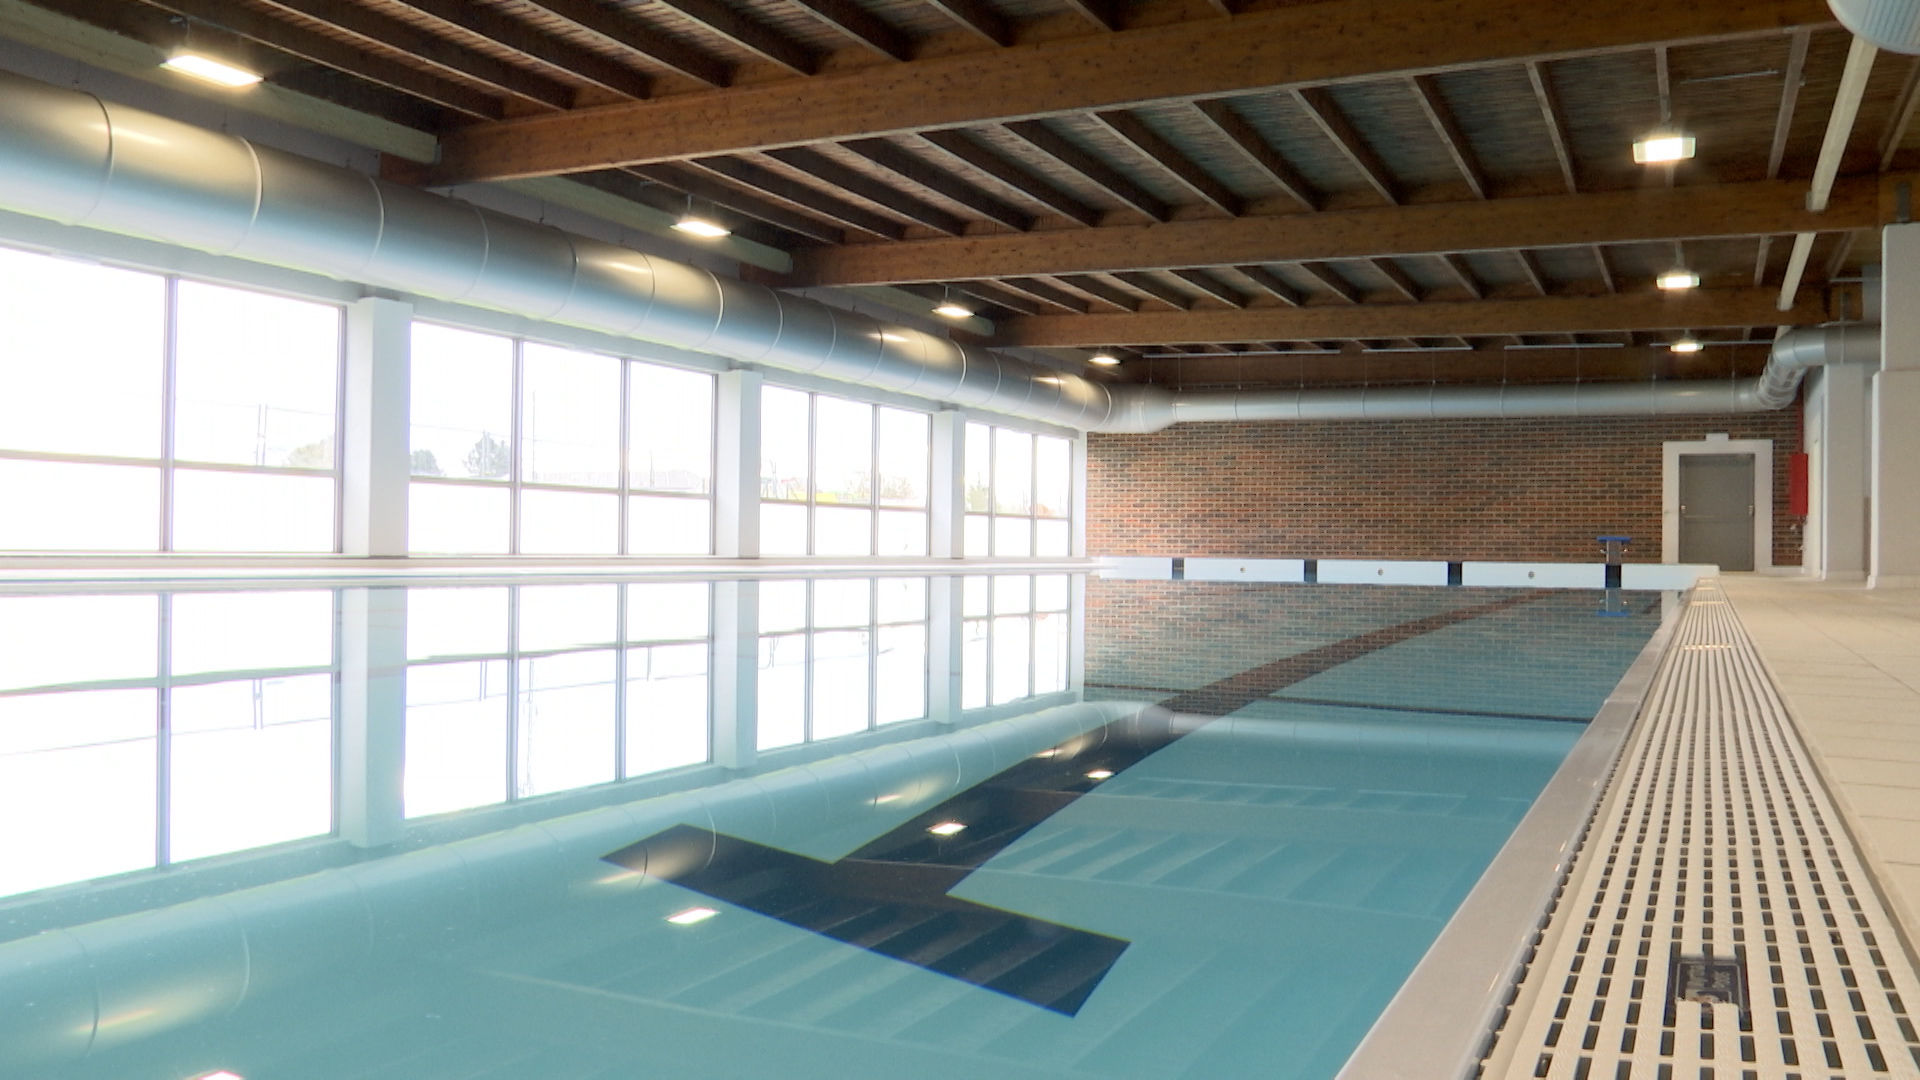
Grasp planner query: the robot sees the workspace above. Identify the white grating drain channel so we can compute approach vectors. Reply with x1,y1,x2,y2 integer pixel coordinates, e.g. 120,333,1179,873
1481,581,1920,1080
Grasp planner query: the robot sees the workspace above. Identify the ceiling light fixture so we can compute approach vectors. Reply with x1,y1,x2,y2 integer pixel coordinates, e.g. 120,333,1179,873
189,1072,245,1080
1633,131,1695,164
672,194,730,238
161,52,262,88
1657,269,1700,290
933,286,974,320
1669,338,1704,354
1088,353,1120,366
666,906,719,925
1086,769,1114,781
927,821,967,836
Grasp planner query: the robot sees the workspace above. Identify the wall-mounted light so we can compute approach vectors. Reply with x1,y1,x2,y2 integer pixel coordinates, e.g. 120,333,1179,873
161,52,261,88
1656,269,1700,291
1633,131,1696,164
1669,338,1704,354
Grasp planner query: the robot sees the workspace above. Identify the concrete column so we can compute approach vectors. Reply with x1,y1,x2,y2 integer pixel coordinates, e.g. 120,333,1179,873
929,410,965,559
338,587,406,847
1874,224,1920,587
1808,365,1872,580
710,580,758,768
713,370,762,559
341,297,412,557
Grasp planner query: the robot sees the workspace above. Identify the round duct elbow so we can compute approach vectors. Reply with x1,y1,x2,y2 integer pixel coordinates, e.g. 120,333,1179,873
1830,0,1920,52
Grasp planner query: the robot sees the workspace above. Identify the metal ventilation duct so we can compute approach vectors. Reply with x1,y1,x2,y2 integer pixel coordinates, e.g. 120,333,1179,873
1829,0,1920,53
0,70,1876,434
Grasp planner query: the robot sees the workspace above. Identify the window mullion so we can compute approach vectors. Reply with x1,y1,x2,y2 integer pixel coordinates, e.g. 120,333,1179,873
509,340,524,556
617,359,631,557
159,277,179,552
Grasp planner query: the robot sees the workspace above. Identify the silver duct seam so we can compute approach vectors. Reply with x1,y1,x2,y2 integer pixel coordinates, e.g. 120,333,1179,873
0,70,1876,435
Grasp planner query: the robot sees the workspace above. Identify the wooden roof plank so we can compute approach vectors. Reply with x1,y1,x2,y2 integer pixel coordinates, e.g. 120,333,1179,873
646,0,819,76
1234,265,1304,306
1093,110,1243,215
764,146,967,233
1515,248,1549,294
1769,28,1813,177
919,129,1101,225
1055,274,1142,310
841,138,1033,229
688,155,905,237
1168,268,1250,307
1112,271,1197,309
391,0,662,97
1371,257,1425,301
633,162,847,243
782,0,914,61
1294,86,1402,204
1526,59,1578,193
1408,74,1488,198
1440,253,1486,298
1299,261,1362,303
1004,119,1173,221
921,0,1013,47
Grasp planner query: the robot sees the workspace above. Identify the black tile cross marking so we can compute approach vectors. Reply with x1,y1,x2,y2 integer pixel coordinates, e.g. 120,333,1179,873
604,591,1547,1015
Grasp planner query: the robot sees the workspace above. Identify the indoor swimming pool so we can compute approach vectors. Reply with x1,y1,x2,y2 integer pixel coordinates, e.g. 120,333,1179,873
0,574,1666,1080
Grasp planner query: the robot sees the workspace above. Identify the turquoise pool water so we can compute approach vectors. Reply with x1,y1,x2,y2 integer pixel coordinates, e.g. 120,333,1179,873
0,576,1662,1079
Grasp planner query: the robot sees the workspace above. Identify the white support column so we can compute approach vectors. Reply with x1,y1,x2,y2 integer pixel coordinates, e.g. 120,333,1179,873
714,369,762,559
928,575,963,724
710,580,758,768
930,410,965,559
342,297,412,557
1071,434,1090,558
338,586,406,847
1874,224,1920,587
1809,365,1872,580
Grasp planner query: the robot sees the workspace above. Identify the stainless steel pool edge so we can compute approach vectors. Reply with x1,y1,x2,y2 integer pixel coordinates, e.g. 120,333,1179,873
1334,590,1687,1080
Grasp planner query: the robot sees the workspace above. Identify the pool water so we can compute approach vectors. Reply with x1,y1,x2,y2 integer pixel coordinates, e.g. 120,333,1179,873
0,576,1663,1080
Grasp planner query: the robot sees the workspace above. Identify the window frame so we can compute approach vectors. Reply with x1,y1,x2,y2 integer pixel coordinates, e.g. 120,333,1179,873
758,388,933,557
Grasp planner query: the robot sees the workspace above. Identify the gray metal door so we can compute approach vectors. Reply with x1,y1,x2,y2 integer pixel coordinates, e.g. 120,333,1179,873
1678,453,1755,571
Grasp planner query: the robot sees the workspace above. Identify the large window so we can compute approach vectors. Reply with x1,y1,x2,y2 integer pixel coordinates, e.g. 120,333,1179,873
408,325,714,556
964,423,1072,558
760,387,930,557
962,574,1072,709
0,247,342,553
0,589,338,898
402,581,712,818
757,577,929,750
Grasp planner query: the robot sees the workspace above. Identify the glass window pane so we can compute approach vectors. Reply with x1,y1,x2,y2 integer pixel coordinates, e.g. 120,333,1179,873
876,623,926,725
407,587,509,661
962,575,988,617
628,582,710,642
626,643,708,777
1036,519,1071,558
169,674,333,861
813,579,870,629
1035,574,1070,613
963,514,989,558
174,282,339,469
0,248,163,459
0,459,159,552
760,580,807,634
172,590,333,676
813,396,873,506
409,481,510,555
519,488,618,556
991,616,1031,705
963,423,991,513
1035,436,1071,518
0,689,157,898
760,386,810,501
993,516,1032,558
810,629,870,740
760,502,808,556
993,429,1032,515
410,325,513,481
962,619,988,710
876,408,928,508
172,469,335,553
814,506,873,557
757,634,806,750
1034,611,1069,695
0,594,157,692
520,584,618,652
993,575,1032,615
521,343,619,488
404,660,508,818
516,650,616,798
628,362,712,494
877,577,927,624
878,510,927,557
628,495,710,556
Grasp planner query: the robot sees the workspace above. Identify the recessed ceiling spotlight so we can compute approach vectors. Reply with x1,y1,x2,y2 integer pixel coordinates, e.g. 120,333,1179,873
1669,339,1704,354
1633,131,1696,165
927,821,967,836
666,906,719,925
1656,269,1700,290
161,52,262,88
1086,769,1115,781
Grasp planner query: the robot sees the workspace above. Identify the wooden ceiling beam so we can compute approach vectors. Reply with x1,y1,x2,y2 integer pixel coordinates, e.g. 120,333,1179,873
1004,120,1173,221
522,0,740,86
1371,257,1425,301
1514,249,1550,295
1112,271,1198,309
1235,265,1304,306
1294,87,1402,204
918,130,1102,225
1879,55,1920,171
790,175,1878,285
686,156,905,237
1752,234,1774,287
1593,245,1618,293
1409,74,1488,199
950,279,1047,315
1168,268,1251,307
1768,27,1811,178
1191,100,1317,211
841,138,1033,230
645,0,818,76
1440,254,1486,299
1055,274,1142,311
784,0,914,61
1092,110,1243,215
430,0,1831,181
388,0,659,98
631,163,846,243
922,0,1013,47
996,288,1829,347
763,147,966,233
994,277,1091,312
1299,261,1362,303
131,0,508,118
1056,0,1120,32
1526,60,1578,193
247,0,576,110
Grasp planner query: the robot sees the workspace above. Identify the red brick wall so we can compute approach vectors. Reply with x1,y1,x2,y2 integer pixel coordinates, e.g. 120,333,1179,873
1087,411,1801,564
